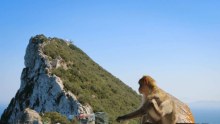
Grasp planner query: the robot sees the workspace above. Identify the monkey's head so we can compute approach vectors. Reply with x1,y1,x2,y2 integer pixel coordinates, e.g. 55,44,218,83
138,75,157,96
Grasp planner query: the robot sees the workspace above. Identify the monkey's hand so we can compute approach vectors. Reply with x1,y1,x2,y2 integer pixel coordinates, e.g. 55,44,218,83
116,116,125,122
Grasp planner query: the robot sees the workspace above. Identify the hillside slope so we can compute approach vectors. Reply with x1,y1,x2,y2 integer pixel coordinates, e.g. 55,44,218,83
42,36,142,123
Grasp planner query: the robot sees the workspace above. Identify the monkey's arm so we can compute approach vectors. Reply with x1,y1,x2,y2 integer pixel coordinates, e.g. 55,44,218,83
116,102,153,122
151,99,173,117
116,108,145,122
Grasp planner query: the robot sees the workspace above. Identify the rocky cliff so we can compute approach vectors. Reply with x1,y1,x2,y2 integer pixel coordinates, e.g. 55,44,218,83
1,35,94,124
1,34,194,124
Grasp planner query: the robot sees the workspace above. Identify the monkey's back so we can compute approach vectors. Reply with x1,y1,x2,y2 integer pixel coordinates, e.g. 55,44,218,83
157,88,195,123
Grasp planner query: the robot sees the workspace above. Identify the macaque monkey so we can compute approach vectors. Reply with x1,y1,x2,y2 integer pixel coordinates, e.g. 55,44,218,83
116,76,177,124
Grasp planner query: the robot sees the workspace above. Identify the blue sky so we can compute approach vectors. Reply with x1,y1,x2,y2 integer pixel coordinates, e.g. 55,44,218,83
0,1,220,105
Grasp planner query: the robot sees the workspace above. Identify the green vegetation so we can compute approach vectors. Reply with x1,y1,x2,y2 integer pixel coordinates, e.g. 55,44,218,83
42,112,73,124
41,35,141,123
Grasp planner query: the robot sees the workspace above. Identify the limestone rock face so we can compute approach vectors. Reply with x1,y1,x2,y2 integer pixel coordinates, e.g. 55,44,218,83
1,35,93,123
15,108,42,124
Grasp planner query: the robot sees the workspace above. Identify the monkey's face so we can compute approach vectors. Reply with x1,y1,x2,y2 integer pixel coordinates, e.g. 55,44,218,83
138,76,156,96
138,81,148,95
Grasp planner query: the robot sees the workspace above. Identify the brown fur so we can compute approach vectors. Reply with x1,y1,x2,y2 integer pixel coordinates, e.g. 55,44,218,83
116,75,177,124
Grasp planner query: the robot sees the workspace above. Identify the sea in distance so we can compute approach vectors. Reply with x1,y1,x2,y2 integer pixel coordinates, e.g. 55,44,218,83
191,108,220,124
